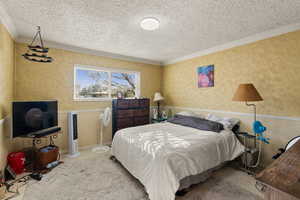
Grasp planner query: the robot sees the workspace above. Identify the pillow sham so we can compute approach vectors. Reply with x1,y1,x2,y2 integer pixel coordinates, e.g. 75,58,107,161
168,115,224,133
206,114,240,130
176,111,204,119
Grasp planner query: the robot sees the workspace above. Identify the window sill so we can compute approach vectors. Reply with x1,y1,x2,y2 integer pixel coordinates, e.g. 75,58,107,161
73,98,112,102
73,97,139,102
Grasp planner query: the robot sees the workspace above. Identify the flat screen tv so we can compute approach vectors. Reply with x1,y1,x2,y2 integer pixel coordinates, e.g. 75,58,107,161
12,100,58,138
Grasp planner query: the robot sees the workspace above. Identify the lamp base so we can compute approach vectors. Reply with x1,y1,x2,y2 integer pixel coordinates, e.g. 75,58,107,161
157,101,161,119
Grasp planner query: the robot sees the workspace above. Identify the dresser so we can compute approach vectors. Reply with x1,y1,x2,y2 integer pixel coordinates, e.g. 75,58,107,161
256,140,300,200
112,98,150,138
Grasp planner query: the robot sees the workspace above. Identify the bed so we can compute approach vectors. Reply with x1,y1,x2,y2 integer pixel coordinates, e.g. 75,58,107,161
111,117,244,200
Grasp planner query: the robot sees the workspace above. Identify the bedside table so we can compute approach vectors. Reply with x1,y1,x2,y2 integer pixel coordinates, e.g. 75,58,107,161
151,118,168,123
236,132,259,174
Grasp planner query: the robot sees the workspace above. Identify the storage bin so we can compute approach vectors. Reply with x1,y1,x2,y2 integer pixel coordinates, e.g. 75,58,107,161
36,145,59,170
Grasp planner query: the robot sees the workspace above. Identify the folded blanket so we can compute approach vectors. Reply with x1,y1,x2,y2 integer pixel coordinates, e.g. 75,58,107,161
167,114,224,133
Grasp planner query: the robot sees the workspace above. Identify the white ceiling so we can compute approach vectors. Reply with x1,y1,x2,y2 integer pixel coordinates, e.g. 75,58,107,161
1,0,300,65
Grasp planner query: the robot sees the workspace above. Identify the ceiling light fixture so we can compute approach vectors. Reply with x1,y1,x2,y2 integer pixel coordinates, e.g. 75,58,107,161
140,17,160,31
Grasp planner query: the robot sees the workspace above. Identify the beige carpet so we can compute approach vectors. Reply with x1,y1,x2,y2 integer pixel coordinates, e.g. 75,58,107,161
20,151,263,200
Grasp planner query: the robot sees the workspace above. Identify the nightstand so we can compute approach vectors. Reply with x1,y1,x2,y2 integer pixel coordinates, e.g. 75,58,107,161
151,118,168,123
236,132,256,145
236,132,259,174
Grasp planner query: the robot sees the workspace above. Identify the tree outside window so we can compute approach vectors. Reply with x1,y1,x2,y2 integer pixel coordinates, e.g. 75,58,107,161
74,66,139,100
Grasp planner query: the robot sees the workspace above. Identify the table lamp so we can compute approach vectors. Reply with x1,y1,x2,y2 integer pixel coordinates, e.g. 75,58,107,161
153,92,164,118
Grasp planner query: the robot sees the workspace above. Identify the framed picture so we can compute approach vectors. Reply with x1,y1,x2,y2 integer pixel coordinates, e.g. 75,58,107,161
197,65,214,88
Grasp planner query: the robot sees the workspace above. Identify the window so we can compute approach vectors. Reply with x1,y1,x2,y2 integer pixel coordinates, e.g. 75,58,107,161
74,65,140,100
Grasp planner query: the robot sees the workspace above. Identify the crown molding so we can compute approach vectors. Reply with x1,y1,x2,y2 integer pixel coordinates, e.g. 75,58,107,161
163,23,300,65
0,2,161,66
0,2,18,39
3,0,299,67
16,37,162,66
165,106,300,121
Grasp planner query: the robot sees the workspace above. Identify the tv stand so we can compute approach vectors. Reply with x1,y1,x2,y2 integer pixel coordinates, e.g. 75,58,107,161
25,127,61,138
21,127,62,181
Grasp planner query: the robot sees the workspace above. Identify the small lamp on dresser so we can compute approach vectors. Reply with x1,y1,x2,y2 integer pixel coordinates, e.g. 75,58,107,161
153,92,164,118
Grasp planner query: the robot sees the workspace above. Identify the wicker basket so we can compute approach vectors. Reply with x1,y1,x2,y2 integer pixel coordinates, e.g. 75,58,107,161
36,145,59,170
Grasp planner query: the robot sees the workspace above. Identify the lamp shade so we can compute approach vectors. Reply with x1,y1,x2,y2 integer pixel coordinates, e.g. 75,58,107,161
232,83,263,102
153,92,164,102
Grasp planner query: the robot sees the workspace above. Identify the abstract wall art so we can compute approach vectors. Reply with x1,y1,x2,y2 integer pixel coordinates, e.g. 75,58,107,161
197,65,214,88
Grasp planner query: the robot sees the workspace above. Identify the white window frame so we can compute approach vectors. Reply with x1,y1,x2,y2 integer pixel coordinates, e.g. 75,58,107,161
74,64,140,101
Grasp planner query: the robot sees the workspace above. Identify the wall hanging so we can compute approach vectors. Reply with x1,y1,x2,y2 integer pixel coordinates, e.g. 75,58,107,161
197,65,214,88
22,26,53,63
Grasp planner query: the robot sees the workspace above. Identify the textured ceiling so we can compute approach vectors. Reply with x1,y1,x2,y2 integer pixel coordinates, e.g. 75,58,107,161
1,0,300,64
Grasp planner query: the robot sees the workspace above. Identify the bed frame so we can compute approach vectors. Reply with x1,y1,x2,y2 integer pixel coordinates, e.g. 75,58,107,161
110,155,225,196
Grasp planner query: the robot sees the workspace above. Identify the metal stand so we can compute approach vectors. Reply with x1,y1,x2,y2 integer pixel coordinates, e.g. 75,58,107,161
25,133,59,181
157,101,161,119
236,132,257,175
245,101,257,148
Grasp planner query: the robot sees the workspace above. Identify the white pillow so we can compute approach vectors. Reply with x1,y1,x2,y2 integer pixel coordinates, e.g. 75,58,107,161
176,111,204,119
206,114,240,130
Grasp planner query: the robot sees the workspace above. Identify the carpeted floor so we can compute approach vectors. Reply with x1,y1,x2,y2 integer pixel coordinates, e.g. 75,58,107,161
19,150,263,200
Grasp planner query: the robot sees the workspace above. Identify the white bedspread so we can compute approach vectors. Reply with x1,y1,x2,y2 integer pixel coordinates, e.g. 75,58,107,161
111,122,244,200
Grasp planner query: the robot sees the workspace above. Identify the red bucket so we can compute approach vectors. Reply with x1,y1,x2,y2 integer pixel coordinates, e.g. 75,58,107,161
7,152,26,174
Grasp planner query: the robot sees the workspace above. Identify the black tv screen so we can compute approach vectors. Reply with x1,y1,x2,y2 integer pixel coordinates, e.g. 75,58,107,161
12,101,58,138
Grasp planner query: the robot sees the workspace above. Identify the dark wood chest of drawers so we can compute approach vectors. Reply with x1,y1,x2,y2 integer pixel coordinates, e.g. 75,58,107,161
112,98,150,138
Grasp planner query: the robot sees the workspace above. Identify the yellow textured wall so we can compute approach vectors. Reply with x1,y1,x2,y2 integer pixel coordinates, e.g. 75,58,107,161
162,30,300,166
15,43,162,110
162,30,300,117
14,43,162,150
0,23,15,170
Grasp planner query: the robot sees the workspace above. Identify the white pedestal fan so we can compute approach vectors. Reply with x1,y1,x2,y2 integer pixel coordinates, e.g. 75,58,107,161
92,107,111,153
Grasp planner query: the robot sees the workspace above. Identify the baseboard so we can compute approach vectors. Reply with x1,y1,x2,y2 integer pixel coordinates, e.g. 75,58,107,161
60,142,112,155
